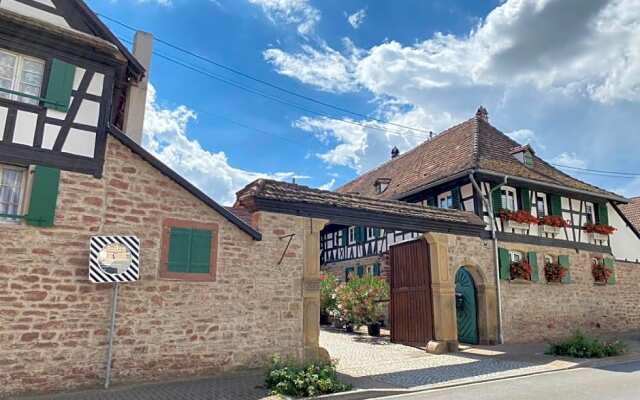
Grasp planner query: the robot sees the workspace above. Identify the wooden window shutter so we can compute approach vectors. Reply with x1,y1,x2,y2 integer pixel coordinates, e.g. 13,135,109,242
340,229,348,246
452,187,461,209
558,255,571,283
527,251,538,282
355,227,365,243
373,263,381,276
426,197,436,207
491,185,503,214
189,229,211,273
167,228,191,272
520,188,531,212
45,59,75,112
498,247,510,280
604,257,616,285
356,265,364,277
549,194,562,216
595,203,609,225
26,166,60,227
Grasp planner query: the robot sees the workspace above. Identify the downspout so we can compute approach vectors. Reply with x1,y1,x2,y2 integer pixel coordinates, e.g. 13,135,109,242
469,172,507,345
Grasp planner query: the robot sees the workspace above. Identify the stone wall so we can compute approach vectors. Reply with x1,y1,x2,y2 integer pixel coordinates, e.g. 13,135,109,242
0,136,307,396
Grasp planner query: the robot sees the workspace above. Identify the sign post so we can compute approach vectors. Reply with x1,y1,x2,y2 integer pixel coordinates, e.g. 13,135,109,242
88,236,140,390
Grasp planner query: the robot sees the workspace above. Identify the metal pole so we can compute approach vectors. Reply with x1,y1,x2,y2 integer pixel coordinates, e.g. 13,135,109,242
105,282,119,389
469,173,507,345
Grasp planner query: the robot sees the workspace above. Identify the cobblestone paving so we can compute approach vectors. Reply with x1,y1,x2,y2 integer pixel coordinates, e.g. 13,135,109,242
320,328,551,390
19,372,276,400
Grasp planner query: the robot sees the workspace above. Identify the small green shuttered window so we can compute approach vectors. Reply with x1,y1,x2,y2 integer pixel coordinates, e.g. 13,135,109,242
44,59,75,112
549,194,562,216
527,251,539,282
167,227,212,274
26,166,60,227
595,203,609,225
558,255,571,283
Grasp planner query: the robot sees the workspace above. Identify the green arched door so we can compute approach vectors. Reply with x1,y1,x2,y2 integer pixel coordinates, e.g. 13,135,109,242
455,267,479,344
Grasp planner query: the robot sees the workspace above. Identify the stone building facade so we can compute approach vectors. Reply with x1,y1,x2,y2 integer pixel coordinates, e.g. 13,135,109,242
0,136,309,396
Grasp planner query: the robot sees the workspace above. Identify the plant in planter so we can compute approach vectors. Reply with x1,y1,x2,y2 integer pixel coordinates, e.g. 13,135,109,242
539,215,569,234
320,273,339,325
336,275,389,336
592,258,613,284
584,224,617,235
510,259,532,281
544,261,567,283
500,210,539,231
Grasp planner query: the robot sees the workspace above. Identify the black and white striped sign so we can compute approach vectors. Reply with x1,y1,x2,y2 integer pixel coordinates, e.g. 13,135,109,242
89,236,140,283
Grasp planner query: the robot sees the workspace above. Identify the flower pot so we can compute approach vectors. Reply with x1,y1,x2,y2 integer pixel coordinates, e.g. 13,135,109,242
367,322,381,337
320,313,330,325
542,225,561,235
589,232,609,242
345,323,354,333
505,220,530,232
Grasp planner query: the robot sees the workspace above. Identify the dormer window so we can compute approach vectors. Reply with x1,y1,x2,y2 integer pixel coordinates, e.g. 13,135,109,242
510,145,535,167
374,178,391,194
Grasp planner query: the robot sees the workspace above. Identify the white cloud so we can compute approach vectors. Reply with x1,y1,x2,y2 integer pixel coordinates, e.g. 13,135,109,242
142,85,297,205
551,152,588,169
506,129,546,151
248,0,320,36
615,178,640,198
136,0,172,5
318,178,336,190
347,9,366,29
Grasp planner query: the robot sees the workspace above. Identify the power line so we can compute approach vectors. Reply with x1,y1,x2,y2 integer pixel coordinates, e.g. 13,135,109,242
552,164,640,179
99,13,430,135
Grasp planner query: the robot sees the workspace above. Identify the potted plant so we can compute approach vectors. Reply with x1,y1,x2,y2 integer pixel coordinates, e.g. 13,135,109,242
544,260,567,283
538,215,569,235
500,210,539,232
336,275,389,336
584,224,616,242
320,274,339,325
510,259,532,281
592,258,613,284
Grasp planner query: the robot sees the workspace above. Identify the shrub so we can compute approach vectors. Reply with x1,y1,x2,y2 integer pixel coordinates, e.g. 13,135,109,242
320,273,339,318
265,356,351,397
336,275,389,328
546,331,626,358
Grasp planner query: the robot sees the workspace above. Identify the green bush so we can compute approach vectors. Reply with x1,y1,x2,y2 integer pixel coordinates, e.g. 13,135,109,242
336,275,389,328
265,356,351,397
320,273,339,318
546,331,626,358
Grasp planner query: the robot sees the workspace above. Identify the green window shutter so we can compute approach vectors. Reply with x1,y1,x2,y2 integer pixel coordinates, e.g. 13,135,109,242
498,247,510,280
189,229,211,273
356,265,364,277
167,228,191,272
491,185,503,214
596,203,609,225
520,188,531,212
26,166,60,227
345,267,354,282
527,252,538,282
355,227,365,243
604,257,616,285
45,59,75,112
373,263,381,276
451,187,461,210
340,229,348,246
426,197,436,207
549,194,562,216
373,228,382,238
558,255,571,283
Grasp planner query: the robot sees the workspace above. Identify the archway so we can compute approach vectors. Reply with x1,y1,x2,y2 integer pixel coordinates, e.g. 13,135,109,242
455,267,479,344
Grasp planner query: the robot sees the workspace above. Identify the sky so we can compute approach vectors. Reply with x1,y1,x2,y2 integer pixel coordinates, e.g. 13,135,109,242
88,0,640,205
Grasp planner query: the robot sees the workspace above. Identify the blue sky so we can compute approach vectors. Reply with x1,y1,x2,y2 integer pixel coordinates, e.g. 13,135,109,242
88,0,640,205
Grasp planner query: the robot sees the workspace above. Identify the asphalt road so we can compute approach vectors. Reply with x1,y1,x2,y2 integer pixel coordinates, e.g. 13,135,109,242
383,360,640,400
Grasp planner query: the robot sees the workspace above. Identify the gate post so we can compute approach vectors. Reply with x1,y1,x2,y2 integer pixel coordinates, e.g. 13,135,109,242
424,233,459,353
302,218,329,361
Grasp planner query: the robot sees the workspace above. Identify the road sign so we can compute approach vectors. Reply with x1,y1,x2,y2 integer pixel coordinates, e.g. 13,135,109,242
89,236,140,283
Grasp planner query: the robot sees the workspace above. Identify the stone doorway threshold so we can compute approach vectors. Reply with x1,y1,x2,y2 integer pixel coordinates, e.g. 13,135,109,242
319,328,640,400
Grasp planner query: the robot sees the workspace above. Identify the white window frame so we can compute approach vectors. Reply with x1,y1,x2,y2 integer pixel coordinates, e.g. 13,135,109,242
544,254,554,265
0,49,45,105
509,250,523,263
438,191,453,209
348,226,356,245
366,227,376,241
585,204,594,224
535,193,547,217
501,187,517,211
0,163,28,223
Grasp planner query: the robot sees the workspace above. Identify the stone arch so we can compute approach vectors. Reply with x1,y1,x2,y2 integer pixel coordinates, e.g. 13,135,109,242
455,261,498,345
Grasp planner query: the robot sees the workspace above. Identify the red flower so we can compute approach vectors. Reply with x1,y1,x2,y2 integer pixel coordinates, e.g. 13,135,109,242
592,259,613,283
584,224,616,235
500,210,539,225
510,260,532,281
544,262,567,283
539,215,569,228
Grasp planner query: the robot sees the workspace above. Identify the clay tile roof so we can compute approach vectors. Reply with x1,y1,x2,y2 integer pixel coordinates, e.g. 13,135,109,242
236,179,485,228
619,197,640,232
337,113,624,202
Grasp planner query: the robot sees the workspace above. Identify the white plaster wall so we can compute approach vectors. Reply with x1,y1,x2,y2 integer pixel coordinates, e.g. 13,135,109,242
609,203,640,262
0,0,71,29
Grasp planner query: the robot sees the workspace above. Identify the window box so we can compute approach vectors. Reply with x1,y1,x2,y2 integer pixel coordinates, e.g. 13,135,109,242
500,210,538,233
505,220,532,232
588,232,609,242
541,224,561,235
159,218,219,282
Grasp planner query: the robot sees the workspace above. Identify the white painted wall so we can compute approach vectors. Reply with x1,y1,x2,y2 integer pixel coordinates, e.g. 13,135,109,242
0,0,71,29
609,203,640,262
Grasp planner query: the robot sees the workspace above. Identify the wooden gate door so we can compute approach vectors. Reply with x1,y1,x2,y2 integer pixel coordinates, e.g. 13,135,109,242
389,239,434,347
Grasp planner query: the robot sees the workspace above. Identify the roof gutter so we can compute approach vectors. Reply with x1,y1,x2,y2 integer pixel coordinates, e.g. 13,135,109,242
475,169,628,203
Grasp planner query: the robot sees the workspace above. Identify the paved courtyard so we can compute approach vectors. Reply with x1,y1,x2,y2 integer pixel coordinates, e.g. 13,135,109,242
319,327,567,390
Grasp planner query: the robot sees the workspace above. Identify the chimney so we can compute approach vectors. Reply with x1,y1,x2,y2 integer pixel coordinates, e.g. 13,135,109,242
475,105,488,122
123,31,153,144
391,146,400,159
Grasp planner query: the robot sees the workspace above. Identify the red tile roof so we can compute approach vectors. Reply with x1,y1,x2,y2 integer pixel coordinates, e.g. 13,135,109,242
337,113,623,201
619,197,640,232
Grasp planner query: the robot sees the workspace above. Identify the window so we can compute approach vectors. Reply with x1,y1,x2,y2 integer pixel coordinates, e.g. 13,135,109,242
501,188,517,211
439,193,453,209
0,49,45,105
348,226,356,244
0,164,27,223
585,205,594,224
544,254,554,265
509,250,523,263
160,219,218,281
366,227,375,240
536,194,546,217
